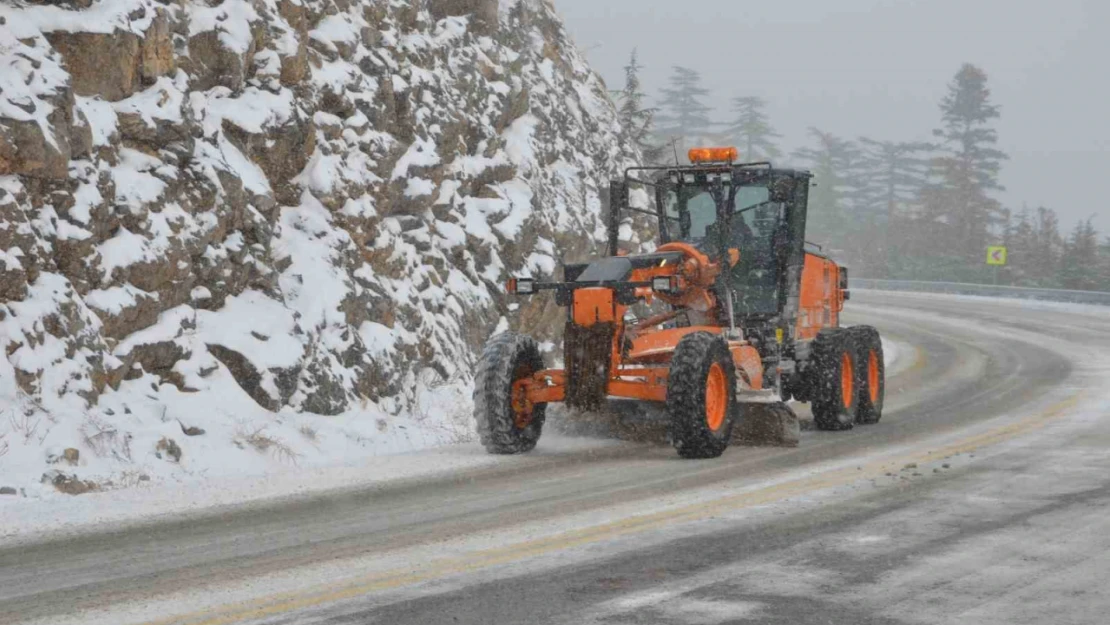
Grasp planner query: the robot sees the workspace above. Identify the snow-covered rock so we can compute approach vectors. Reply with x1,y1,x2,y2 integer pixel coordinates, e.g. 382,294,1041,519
0,0,637,494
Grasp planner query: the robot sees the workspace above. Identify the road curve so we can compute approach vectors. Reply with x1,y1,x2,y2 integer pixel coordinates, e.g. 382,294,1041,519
2,291,1108,625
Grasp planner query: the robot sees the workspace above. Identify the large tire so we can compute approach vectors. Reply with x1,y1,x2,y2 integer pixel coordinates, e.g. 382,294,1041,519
850,326,885,425
667,332,737,459
474,332,547,454
810,329,860,431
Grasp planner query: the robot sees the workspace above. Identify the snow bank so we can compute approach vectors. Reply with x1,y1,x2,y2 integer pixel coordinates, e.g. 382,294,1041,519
0,0,638,496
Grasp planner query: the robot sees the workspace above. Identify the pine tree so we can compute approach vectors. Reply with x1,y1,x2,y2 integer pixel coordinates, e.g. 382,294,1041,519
1098,236,1110,291
655,66,713,156
856,138,932,277
722,96,780,162
615,50,664,164
857,138,932,225
1005,206,1038,285
922,64,1009,264
792,128,864,256
1058,218,1100,290
1025,206,1064,286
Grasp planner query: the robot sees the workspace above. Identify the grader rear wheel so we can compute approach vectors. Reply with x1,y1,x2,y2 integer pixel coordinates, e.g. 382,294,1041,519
810,329,860,431
850,326,885,424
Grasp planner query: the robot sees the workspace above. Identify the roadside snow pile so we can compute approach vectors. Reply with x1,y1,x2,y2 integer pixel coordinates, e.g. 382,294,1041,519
0,0,637,496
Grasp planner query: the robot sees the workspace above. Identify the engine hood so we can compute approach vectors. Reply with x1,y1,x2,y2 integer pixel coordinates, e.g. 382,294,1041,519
564,251,687,283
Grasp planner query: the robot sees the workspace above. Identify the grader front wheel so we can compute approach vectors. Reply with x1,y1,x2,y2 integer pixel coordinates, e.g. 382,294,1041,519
474,332,547,454
667,332,737,459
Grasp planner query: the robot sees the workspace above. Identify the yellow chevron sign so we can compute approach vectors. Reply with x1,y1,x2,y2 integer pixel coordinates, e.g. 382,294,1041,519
987,246,1008,266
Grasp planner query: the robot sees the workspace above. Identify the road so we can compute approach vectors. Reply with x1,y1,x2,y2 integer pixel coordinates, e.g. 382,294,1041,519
2,291,1109,625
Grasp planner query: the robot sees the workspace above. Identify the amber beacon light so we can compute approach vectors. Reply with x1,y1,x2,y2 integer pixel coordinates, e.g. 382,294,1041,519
688,147,738,164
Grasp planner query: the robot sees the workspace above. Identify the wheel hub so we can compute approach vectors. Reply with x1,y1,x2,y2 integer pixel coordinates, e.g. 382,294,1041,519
705,362,727,431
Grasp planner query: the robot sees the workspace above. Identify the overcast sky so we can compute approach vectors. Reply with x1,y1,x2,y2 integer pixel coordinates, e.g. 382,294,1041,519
552,0,1108,232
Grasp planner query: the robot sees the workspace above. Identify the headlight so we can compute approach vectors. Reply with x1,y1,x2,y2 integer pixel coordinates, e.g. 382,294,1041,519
508,278,535,295
652,276,676,293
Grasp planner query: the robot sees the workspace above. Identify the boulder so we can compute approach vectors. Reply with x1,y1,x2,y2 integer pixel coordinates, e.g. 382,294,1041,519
47,30,142,102
0,115,71,180
186,21,261,92
140,10,176,85
206,343,280,410
89,287,163,340
42,471,97,495
221,116,315,205
428,0,500,35
155,437,182,462
277,0,310,86
0,253,29,302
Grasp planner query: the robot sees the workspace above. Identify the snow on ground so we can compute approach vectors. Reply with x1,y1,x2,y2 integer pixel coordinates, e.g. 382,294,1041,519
0,432,624,548
0,327,914,547
881,336,914,376
23,301,1110,625
0,361,474,495
855,288,1110,318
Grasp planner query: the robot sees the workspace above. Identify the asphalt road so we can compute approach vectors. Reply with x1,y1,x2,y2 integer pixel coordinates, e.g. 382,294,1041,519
2,291,1108,625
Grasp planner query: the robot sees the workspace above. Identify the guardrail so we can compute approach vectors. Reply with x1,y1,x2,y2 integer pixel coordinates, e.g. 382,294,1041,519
852,279,1110,306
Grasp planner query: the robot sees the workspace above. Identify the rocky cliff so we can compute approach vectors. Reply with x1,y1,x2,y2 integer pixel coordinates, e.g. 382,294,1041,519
0,0,636,491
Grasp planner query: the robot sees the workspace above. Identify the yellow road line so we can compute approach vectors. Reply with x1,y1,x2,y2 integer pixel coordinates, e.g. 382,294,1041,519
148,391,1085,625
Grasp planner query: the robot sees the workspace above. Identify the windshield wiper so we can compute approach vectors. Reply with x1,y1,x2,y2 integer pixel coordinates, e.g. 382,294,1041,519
736,199,776,215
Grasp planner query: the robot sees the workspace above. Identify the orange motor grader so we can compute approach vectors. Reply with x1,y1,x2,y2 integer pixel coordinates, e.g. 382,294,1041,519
475,148,885,458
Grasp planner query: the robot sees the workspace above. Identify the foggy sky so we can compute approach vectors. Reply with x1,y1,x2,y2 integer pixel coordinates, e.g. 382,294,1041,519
552,0,1108,232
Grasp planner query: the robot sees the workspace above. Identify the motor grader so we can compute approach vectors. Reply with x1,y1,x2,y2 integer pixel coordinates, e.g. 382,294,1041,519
474,148,885,458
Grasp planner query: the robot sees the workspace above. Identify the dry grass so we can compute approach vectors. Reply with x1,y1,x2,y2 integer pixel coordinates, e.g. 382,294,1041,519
418,418,475,445
81,415,132,461
0,432,8,458
97,470,152,491
409,371,476,445
9,411,41,445
237,427,300,465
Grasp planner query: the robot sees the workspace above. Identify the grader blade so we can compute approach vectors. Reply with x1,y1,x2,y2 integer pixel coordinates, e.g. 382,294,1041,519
733,400,800,448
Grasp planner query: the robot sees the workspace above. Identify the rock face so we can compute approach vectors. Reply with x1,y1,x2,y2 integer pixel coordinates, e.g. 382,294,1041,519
0,0,637,483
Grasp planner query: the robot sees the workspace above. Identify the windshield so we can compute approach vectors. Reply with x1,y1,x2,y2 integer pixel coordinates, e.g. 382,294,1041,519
663,187,718,242
662,183,778,254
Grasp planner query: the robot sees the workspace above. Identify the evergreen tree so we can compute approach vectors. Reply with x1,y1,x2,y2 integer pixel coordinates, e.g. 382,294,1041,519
655,66,713,155
722,96,780,162
856,138,932,277
1005,206,1038,285
615,49,664,164
857,138,932,225
1099,237,1110,291
1030,206,1064,285
792,128,864,257
1058,218,1100,290
921,64,1009,265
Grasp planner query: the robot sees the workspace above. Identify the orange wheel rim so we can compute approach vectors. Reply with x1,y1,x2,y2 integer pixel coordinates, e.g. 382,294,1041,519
840,352,854,409
705,363,727,431
868,350,880,403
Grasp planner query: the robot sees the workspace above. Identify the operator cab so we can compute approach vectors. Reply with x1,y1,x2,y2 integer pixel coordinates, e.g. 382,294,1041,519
659,177,784,317
631,150,808,323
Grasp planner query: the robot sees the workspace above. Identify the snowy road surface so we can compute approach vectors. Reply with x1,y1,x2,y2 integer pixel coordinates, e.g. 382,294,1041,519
2,291,1109,625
